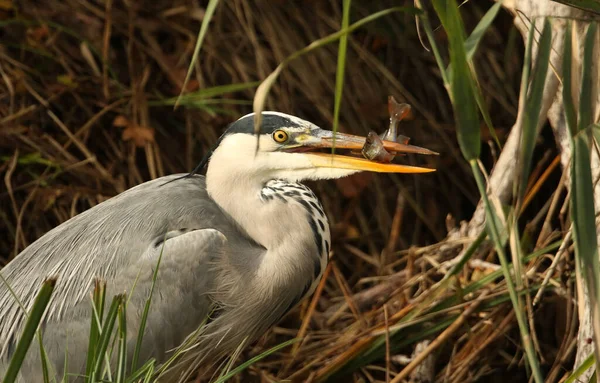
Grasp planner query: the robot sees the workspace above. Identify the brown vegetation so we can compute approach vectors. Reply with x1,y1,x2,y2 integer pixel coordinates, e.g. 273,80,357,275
1,1,573,382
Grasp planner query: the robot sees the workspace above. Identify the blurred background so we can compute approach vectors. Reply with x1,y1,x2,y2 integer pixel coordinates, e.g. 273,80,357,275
2,1,572,382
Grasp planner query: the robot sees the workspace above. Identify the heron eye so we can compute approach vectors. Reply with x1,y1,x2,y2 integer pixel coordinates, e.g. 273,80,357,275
272,130,289,143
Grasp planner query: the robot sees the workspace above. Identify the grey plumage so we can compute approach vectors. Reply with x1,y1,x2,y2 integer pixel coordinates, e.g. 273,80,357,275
0,172,326,381
0,111,435,382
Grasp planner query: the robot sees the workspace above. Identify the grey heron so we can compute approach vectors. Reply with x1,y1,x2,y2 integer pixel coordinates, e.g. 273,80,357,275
0,112,436,381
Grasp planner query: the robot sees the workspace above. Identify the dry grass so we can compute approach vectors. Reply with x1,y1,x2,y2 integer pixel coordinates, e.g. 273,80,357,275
0,0,574,382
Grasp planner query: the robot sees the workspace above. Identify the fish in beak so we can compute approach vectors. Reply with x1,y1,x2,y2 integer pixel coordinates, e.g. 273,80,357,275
286,129,438,174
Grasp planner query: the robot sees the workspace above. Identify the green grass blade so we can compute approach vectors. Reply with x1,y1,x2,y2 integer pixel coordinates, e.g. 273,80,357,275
142,364,155,383
125,358,156,383
328,316,458,380
313,239,560,380
85,280,106,382
458,2,504,149
419,2,501,151
151,98,252,110
471,69,502,150
61,344,68,383
332,0,351,137
550,0,600,15
174,0,221,109
253,6,420,129
131,235,167,371
90,294,124,382
425,5,545,380
214,340,247,382
570,21,600,370
447,230,487,276
517,19,552,203
593,124,600,151
157,81,260,107
323,231,487,373
578,22,597,133
515,21,535,174
212,338,297,383
431,0,480,160
464,2,502,61
38,334,50,383
507,17,549,321
562,21,577,137
470,160,544,383
153,311,213,380
115,302,127,383
418,6,450,86
2,278,56,383
571,131,600,368
565,352,595,383
322,282,548,381
435,240,561,310
0,273,55,382
394,229,488,325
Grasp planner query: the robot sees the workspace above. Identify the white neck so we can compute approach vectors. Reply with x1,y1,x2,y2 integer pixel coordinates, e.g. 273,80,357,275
204,132,364,316
207,166,285,250
205,140,321,284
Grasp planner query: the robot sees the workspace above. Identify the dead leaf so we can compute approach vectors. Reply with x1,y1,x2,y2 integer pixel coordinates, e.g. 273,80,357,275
26,25,49,45
113,115,155,147
172,67,200,93
345,224,361,239
122,124,155,147
112,115,129,128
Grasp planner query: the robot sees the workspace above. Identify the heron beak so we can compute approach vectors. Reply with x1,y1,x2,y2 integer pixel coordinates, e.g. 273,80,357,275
293,129,438,174
316,131,438,156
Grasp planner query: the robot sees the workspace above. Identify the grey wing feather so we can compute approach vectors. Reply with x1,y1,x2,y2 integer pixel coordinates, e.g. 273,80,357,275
125,228,227,363
0,174,232,380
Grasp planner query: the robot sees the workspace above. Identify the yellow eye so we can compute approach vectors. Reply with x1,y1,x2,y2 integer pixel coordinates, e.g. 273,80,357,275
272,130,289,143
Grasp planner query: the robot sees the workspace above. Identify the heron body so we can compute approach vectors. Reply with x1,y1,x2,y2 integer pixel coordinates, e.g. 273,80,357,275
0,112,435,381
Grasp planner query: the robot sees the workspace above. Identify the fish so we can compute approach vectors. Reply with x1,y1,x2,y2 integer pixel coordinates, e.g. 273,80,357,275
361,96,413,163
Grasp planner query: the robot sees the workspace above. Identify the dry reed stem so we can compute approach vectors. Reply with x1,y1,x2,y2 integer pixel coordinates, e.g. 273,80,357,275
0,1,574,381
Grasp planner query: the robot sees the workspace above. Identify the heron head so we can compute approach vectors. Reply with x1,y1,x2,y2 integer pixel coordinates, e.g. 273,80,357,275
204,112,437,183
